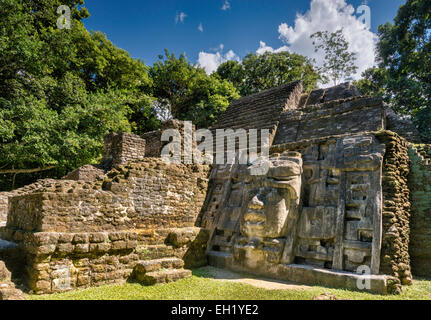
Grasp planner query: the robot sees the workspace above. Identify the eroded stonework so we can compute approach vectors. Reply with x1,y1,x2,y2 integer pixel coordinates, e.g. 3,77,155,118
0,82,425,296
0,260,25,300
201,134,388,287
199,83,416,294
0,160,210,294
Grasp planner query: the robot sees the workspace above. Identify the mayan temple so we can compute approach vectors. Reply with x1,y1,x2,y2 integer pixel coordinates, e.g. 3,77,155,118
1,81,430,297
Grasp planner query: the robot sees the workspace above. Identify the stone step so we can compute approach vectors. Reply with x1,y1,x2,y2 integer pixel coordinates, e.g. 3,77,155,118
0,284,25,300
137,268,192,286
131,257,192,286
134,257,184,274
207,250,233,269
410,147,431,171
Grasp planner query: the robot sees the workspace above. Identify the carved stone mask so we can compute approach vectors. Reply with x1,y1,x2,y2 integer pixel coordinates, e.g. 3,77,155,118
241,152,303,239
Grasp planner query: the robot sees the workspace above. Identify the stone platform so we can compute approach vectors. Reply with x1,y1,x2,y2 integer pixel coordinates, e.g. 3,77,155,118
207,251,392,294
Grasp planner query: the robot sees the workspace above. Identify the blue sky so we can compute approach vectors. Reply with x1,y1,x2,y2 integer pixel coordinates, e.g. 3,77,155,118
83,0,405,75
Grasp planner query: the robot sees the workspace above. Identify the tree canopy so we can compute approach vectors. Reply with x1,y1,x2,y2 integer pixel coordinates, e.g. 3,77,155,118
0,0,157,189
355,0,431,142
150,50,239,128
310,29,358,86
4,0,428,190
216,51,319,96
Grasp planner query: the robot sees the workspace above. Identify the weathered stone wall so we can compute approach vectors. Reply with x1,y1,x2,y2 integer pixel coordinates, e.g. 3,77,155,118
197,82,412,294
298,82,361,106
375,131,412,288
408,144,431,277
141,130,162,157
62,164,105,182
104,132,146,167
0,180,59,225
6,160,209,233
211,82,302,138
0,192,11,225
0,228,208,294
274,96,385,145
0,159,210,293
0,260,24,300
385,107,422,144
104,119,197,161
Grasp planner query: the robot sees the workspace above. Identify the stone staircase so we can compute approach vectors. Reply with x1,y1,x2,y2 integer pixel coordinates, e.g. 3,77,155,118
410,145,431,167
212,82,301,133
131,257,191,285
412,145,431,165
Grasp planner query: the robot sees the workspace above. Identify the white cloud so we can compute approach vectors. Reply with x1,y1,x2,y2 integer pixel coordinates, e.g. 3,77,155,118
256,41,290,55
198,22,203,32
198,45,240,74
175,12,187,24
260,0,377,83
221,0,231,11
224,50,238,61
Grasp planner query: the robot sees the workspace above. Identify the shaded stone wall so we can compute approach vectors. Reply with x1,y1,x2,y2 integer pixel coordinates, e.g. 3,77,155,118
408,144,431,277
298,82,361,106
385,107,422,144
141,130,162,157
103,119,197,161
375,131,412,287
0,260,24,300
0,159,210,293
0,228,208,294
0,193,11,225
103,132,146,167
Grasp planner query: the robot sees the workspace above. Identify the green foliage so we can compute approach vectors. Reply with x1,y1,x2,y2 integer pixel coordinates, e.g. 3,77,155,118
311,29,358,85
0,89,132,174
0,0,245,189
375,0,431,142
354,67,389,98
217,51,319,96
150,50,239,128
0,0,158,189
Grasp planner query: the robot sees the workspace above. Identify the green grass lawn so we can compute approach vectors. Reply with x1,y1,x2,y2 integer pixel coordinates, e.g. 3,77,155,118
29,267,431,300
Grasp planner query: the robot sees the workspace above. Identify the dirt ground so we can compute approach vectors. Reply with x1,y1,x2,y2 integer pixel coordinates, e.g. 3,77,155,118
202,266,311,291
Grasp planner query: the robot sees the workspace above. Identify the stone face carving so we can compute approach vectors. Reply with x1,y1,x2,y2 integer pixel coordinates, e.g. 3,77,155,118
241,152,302,240
231,152,303,269
203,132,386,280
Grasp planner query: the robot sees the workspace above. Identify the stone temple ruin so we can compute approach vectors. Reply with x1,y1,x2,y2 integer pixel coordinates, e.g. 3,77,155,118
0,81,430,298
